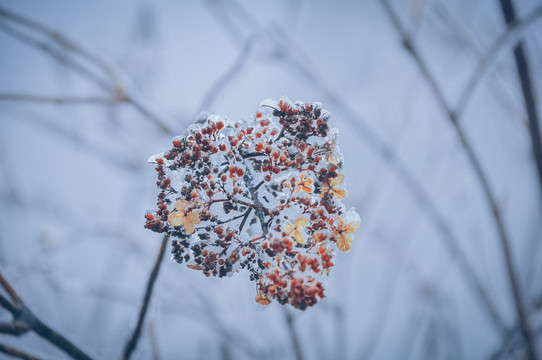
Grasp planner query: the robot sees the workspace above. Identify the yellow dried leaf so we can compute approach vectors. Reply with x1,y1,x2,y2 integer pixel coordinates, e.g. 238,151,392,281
330,173,344,187
337,233,352,251
175,199,190,212
293,230,305,245
344,220,360,234
295,217,307,229
284,223,294,233
168,212,185,227
332,188,346,199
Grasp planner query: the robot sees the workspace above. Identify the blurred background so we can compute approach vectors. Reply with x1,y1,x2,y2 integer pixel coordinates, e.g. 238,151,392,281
1,0,541,359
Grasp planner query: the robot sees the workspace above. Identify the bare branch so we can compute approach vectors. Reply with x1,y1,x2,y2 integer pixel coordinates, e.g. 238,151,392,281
379,1,539,359
0,344,42,360
0,276,22,306
0,273,92,360
498,0,542,198
0,321,30,336
0,293,17,314
121,234,169,360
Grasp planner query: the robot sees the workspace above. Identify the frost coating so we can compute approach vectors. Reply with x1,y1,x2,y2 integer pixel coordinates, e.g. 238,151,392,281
145,97,360,310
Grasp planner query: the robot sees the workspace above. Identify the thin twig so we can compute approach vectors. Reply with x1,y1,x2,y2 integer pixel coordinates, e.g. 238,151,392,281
0,344,42,360
239,207,253,232
432,0,520,118
194,38,254,119
121,234,169,360
0,272,23,304
0,21,111,92
498,0,542,198
243,166,268,235
0,5,175,134
379,1,538,359
487,326,523,360
0,93,121,104
0,273,92,360
455,3,542,118
0,293,17,313
14,112,142,173
185,287,260,359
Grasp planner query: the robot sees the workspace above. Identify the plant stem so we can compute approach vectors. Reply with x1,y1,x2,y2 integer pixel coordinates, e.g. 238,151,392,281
121,234,169,360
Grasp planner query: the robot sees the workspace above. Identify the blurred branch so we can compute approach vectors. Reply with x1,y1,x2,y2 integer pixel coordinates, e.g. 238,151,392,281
0,344,41,360
0,20,110,91
13,111,143,172
486,321,542,360
356,257,401,360
183,287,260,359
207,0,506,333
0,321,29,335
432,1,520,120
194,38,254,119
0,273,92,360
395,303,431,359
284,309,304,360
121,234,168,360
498,0,542,198
0,5,175,134
455,3,542,118
0,93,122,105
379,1,538,359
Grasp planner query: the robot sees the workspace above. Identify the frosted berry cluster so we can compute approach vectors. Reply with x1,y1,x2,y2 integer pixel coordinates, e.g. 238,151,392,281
145,97,359,310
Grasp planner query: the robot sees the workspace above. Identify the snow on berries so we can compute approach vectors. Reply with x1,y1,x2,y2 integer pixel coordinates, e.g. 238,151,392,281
145,97,360,310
